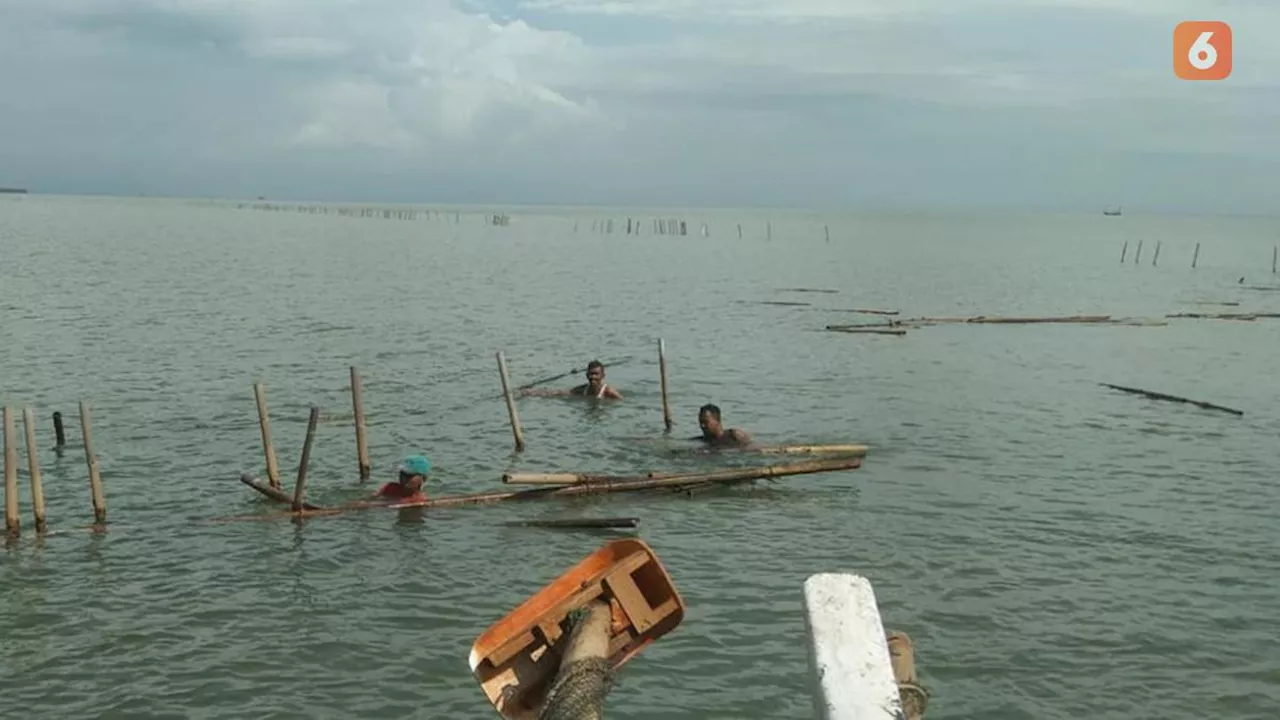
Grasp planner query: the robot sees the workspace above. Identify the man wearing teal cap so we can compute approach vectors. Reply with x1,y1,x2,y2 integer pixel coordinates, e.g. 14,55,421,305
373,454,432,502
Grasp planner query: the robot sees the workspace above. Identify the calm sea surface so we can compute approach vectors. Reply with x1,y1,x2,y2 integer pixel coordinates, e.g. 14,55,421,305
1,195,1278,719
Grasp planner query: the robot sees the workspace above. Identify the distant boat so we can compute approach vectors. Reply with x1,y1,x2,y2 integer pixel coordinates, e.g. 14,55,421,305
0,187,28,194
1103,205,1122,216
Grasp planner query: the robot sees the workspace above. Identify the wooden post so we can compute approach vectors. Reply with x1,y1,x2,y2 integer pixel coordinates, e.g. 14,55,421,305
1120,241,1128,264
292,406,320,512
1152,240,1161,267
4,407,18,536
350,366,371,481
1134,239,1143,264
253,383,282,489
1273,245,1277,273
1192,242,1200,268
52,411,66,450
825,225,831,242
496,351,526,452
658,339,673,432
79,400,107,525
23,409,46,533
737,223,742,238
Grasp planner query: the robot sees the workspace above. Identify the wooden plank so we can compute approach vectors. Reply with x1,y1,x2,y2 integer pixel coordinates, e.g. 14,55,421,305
603,568,657,634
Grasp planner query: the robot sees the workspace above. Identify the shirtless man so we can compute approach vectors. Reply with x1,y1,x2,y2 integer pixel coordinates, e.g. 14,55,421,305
693,404,752,447
521,360,623,400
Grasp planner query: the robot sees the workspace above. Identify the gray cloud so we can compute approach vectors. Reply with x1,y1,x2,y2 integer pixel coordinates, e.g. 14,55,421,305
0,0,1274,212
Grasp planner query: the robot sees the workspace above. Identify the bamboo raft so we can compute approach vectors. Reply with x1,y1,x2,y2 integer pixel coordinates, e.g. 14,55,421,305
226,457,864,523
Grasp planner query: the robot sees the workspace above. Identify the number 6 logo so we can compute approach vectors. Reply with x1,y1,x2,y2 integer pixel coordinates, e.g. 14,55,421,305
1175,21,1232,80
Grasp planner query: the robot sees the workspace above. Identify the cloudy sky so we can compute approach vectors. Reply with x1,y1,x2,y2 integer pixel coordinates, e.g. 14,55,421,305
0,1,1275,212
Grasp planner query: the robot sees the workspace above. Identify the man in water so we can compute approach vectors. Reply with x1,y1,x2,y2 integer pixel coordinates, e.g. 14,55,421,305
372,454,432,502
522,360,623,400
694,404,752,447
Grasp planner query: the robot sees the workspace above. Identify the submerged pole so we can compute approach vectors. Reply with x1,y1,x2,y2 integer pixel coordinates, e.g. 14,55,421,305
496,351,527,452
292,407,321,512
79,400,107,525
658,339,673,433
3,407,18,536
253,383,282,489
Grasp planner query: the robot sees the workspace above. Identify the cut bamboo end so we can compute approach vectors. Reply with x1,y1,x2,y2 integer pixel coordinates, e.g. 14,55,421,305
23,408,47,533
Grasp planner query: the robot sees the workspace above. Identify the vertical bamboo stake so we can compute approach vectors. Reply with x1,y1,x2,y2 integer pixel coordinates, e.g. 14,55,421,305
767,222,773,240
1134,239,1143,265
253,383,282,489
824,225,830,242
350,366,370,481
53,411,66,450
1192,242,1200,268
658,339,673,433
3,407,18,536
23,409,46,533
496,351,526,452
737,223,742,238
1272,245,1277,273
292,406,320,512
1120,241,1128,263
1152,241,1161,267
79,401,106,525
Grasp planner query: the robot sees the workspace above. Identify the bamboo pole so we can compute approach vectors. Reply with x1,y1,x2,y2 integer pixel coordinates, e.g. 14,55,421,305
496,351,526,452
350,366,370,481
52,410,66,450
1120,241,1128,263
23,409,46,533
1273,245,1277,273
755,444,870,456
4,407,18,536
79,401,106,524
1134,239,1143,264
538,599,614,718
229,457,863,521
827,327,907,336
1152,241,1161,267
253,383,281,489
1100,383,1243,416
239,473,323,510
292,407,321,512
1192,242,1200,268
658,339,672,433
503,517,640,529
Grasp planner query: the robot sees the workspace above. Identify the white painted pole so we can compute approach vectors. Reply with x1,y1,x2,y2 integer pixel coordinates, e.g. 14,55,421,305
803,573,903,720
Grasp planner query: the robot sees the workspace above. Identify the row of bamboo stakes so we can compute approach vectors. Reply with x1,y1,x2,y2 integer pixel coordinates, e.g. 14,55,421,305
1121,240,1278,271
2,403,106,538
246,339,674,510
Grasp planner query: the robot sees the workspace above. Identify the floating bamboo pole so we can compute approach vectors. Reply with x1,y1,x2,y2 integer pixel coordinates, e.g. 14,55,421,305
778,288,840,294
496,351,526,452
502,517,640,529
826,308,899,316
1100,383,1243,416
253,383,281,489
23,409,46,533
240,473,322,510
230,457,863,522
79,401,106,525
4,407,18,536
827,327,907,336
1192,242,1200,268
53,410,66,451
350,366,370,481
1166,312,1257,321
755,444,869,456
658,339,672,433
292,407,321,512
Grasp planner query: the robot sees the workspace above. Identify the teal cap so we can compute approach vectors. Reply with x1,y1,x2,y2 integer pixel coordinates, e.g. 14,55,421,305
399,454,431,477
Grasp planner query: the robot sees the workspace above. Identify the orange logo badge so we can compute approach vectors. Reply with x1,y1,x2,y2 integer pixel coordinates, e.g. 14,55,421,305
1174,21,1232,80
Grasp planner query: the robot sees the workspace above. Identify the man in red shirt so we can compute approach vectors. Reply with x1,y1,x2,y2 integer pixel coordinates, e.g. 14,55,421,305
373,454,432,503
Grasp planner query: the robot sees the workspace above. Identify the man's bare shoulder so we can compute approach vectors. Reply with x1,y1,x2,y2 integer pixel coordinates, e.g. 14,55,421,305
604,386,624,399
